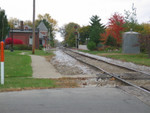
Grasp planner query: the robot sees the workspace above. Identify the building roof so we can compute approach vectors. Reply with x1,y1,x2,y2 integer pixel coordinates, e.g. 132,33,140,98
37,21,48,32
24,25,32,29
9,21,48,34
10,29,39,33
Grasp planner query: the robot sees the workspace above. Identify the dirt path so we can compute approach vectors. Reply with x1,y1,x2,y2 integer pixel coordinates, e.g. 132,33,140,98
30,55,62,78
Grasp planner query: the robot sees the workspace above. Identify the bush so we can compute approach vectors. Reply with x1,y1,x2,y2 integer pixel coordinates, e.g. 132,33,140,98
39,45,43,50
140,35,150,57
140,35,150,54
105,35,117,47
5,38,23,45
97,43,105,51
97,43,104,48
13,45,32,50
87,41,96,51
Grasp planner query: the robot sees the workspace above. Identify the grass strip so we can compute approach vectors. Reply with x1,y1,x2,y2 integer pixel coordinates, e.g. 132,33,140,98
24,50,54,56
103,54,150,66
0,78,56,91
79,49,121,54
79,50,150,66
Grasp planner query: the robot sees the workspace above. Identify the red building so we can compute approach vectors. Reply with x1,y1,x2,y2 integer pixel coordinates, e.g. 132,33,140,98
8,22,39,49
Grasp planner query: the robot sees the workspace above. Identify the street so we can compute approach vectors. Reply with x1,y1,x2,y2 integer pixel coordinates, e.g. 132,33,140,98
0,87,150,113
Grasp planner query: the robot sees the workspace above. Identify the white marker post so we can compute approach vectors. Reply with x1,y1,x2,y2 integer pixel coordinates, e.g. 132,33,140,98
1,41,4,85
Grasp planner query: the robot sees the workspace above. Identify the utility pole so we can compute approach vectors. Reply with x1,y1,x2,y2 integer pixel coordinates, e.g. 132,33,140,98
32,0,35,54
74,25,79,49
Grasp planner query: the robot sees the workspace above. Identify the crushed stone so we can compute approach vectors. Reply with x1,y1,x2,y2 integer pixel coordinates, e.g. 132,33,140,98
50,50,100,76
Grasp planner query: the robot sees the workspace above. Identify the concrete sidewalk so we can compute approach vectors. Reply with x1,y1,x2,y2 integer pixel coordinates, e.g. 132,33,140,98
30,55,97,78
30,55,62,78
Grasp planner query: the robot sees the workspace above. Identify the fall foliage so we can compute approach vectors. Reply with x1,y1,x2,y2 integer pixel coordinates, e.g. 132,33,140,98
101,13,126,46
36,13,57,30
141,23,150,35
8,17,20,29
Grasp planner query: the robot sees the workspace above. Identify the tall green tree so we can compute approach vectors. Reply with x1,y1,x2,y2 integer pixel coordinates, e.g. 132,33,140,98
89,15,105,46
0,9,9,41
60,22,80,47
79,25,90,44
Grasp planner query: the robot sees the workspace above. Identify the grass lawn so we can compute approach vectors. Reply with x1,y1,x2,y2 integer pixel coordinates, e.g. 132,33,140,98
0,78,56,91
79,50,150,66
5,50,32,77
0,50,58,92
103,53,150,66
80,49,122,54
26,49,55,56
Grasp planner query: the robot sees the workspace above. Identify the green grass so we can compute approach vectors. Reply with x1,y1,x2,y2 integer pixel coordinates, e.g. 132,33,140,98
24,50,54,56
0,50,56,91
104,53,150,66
0,78,56,90
79,49,121,54
79,50,150,66
5,50,32,77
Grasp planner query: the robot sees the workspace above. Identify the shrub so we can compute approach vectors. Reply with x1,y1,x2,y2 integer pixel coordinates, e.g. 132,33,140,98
105,35,117,47
97,43,105,51
140,35,150,57
97,43,104,48
13,45,32,50
5,38,23,45
140,35,150,53
87,41,96,51
39,45,43,50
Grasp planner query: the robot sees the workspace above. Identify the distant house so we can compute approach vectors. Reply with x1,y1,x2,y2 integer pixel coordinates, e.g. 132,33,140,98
8,21,50,49
37,21,49,47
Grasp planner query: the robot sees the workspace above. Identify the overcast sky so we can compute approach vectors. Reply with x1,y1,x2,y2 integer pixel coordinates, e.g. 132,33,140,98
0,0,150,41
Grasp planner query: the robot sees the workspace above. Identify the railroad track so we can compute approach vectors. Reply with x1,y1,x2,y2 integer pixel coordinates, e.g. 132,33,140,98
61,48,150,94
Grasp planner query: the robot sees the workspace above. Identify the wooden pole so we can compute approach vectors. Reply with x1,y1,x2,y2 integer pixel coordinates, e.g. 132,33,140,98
32,0,35,54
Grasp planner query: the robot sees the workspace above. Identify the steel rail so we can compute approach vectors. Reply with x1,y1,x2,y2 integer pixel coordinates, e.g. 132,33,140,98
62,48,150,94
69,49,150,76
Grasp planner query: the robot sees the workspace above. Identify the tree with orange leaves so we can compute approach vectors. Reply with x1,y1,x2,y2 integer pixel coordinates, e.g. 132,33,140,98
101,13,126,47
